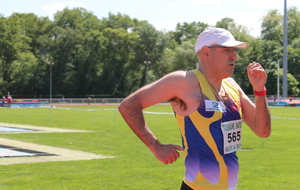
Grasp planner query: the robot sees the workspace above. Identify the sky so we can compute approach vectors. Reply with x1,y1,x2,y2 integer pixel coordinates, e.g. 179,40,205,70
1,0,300,38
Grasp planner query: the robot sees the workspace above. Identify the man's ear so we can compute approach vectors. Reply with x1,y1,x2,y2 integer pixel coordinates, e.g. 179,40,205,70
201,46,210,58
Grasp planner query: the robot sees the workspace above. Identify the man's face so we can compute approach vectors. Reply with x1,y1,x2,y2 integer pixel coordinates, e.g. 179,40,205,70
208,45,238,78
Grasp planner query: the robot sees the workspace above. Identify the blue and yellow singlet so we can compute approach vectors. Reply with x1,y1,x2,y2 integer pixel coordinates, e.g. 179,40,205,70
175,70,243,190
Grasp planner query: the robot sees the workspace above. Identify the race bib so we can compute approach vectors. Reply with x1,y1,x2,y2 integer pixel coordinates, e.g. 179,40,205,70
221,119,242,154
205,100,226,112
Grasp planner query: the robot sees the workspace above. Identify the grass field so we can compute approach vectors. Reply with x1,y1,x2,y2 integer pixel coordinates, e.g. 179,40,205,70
0,105,299,190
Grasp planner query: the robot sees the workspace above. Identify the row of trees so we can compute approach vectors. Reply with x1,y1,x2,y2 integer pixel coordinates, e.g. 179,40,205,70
0,7,299,98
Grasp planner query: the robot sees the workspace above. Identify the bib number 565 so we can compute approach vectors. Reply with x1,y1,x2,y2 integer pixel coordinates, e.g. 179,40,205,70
228,131,241,143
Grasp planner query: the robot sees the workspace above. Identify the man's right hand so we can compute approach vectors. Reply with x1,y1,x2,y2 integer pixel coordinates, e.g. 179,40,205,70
151,142,183,164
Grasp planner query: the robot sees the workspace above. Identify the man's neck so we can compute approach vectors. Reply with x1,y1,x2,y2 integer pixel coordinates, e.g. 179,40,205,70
198,68,223,93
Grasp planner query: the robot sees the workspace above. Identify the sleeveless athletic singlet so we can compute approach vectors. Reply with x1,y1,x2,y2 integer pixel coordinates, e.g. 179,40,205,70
175,70,243,190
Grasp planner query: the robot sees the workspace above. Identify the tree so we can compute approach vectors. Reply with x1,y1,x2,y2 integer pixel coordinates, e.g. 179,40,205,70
0,8,299,98
8,13,53,97
216,17,250,35
172,21,209,44
291,38,300,49
0,14,32,95
261,10,283,42
287,47,300,92
100,12,135,31
51,7,104,96
100,27,138,95
260,8,300,95
132,24,170,86
170,39,197,71
10,52,38,94
262,7,300,44
287,6,300,44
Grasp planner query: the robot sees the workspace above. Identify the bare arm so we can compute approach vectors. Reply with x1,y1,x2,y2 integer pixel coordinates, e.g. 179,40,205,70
118,71,186,164
240,62,271,137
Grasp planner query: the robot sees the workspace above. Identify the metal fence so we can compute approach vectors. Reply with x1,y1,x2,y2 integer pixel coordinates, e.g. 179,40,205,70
11,97,300,105
13,98,125,104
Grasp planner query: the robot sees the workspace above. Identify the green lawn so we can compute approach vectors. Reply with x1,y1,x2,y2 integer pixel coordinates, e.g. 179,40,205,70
0,106,299,190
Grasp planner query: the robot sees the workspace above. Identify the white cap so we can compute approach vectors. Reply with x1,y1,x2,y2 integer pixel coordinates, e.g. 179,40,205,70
194,27,248,53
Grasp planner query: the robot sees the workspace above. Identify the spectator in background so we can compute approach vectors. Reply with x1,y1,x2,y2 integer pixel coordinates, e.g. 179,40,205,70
88,97,92,105
7,95,12,107
1,96,6,107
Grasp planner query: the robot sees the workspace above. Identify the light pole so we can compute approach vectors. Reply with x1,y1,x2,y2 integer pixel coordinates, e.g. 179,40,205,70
47,61,54,104
283,0,288,98
277,60,280,105
144,61,151,84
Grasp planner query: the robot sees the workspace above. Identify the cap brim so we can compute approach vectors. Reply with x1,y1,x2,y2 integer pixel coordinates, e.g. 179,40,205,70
220,41,248,49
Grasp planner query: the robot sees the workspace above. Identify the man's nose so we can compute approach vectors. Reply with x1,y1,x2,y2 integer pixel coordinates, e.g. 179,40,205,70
230,52,238,60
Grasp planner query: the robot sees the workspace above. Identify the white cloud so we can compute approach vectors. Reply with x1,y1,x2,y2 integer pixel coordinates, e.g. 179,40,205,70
41,2,86,18
195,10,263,37
169,2,181,7
67,1,86,8
41,3,66,17
245,0,282,9
150,18,183,31
190,0,221,7
289,0,300,5
245,0,300,12
228,11,264,37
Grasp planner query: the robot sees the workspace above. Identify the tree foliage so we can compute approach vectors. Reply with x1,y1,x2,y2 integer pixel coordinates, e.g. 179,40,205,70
0,7,299,98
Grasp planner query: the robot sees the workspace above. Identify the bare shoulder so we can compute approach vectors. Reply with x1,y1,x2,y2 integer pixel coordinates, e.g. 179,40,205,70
158,70,197,88
122,70,197,109
162,70,192,80
172,70,198,86
161,70,187,81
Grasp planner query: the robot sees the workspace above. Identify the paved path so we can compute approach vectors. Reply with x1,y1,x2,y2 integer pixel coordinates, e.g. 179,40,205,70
0,122,114,165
